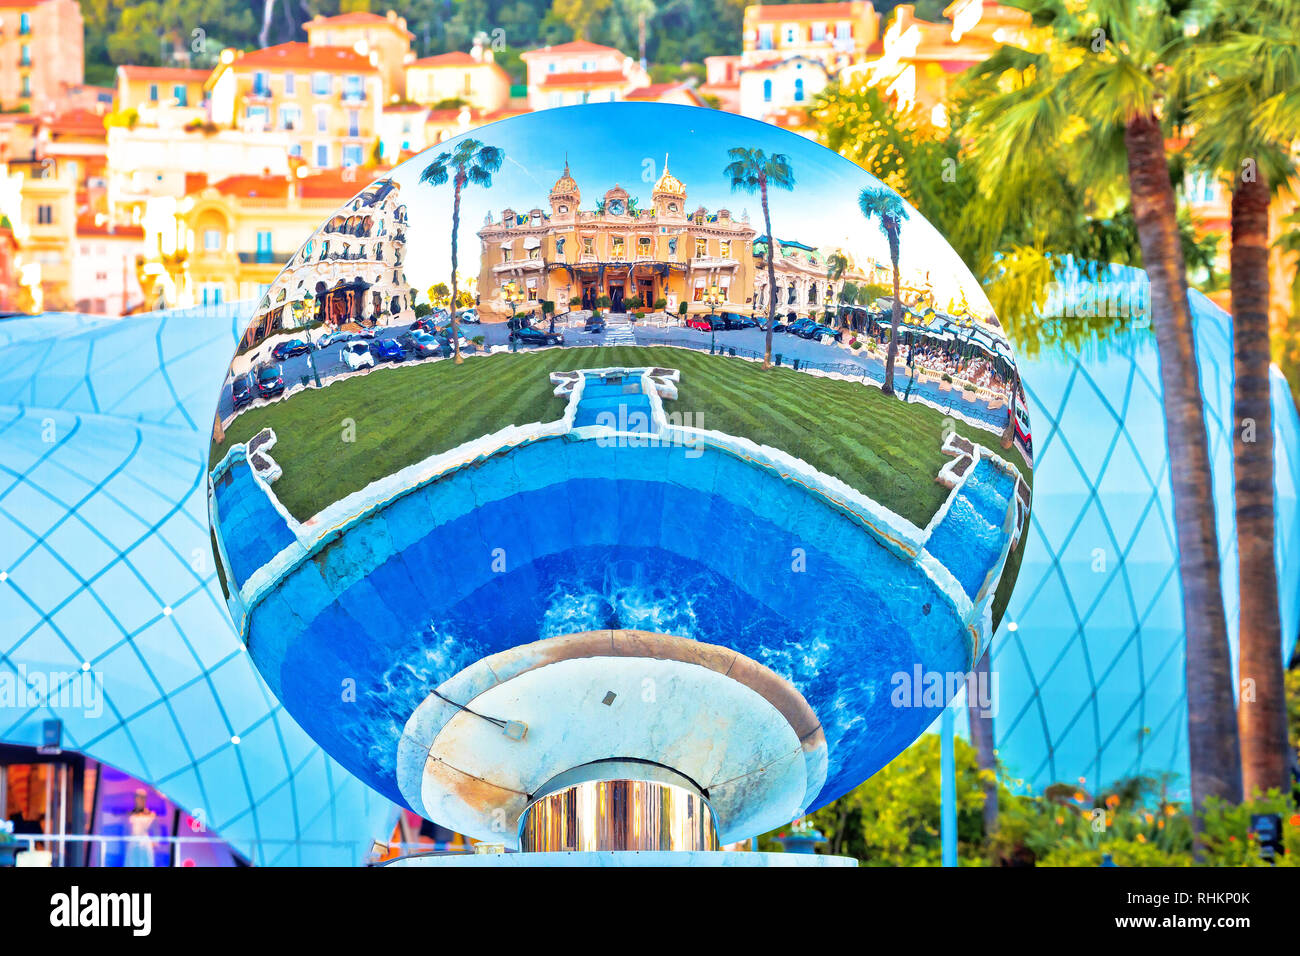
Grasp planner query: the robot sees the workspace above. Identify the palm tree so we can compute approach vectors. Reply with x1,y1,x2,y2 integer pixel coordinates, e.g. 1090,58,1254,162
724,147,795,368
858,187,909,395
420,138,504,364
967,0,1242,816
1184,0,1300,798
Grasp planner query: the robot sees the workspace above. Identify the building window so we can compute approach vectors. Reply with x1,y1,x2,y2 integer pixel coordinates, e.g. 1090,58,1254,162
347,109,360,137
252,71,270,97
610,236,625,259
812,23,826,41
255,230,273,262
343,75,364,101
203,229,221,251
285,73,296,95
794,78,805,102
695,237,707,258
315,143,329,166
342,144,363,167
20,75,29,97
19,12,30,35
582,236,594,256
279,105,300,130
20,45,30,67
316,106,329,133
149,84,159,101
501,246,512,262
763,78,773,102
312,72,331,96
174,84,189,106
758,25,773,50
246,105,269,126
693,277,706,301
201,283,224,305
36,204,53,225
783,25,799,44
720,240,731,258
638,236,651,257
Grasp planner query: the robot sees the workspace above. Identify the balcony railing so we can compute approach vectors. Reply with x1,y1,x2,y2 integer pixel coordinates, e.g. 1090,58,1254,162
239,251,293,265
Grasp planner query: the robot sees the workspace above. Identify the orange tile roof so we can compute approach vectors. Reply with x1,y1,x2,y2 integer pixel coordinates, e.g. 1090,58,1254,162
540,70,628,88
208,174,290,200
410,51,478,68
481,106,531,121
76,216,145,239
305,11,414,37
231,43,377,73
118,66,209,83
522,41,624,58
299,168,390,200
49,108,107,136
748,2,865,21
624,83,702,103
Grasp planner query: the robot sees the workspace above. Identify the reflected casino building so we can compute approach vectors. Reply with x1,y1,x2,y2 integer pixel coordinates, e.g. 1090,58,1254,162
476,159,760,316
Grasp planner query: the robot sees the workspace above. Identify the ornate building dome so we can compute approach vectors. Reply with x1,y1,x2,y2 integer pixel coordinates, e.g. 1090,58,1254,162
653,157,686,198
550,159,579,198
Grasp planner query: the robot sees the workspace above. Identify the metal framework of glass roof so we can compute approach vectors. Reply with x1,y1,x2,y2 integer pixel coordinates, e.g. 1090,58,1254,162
0,283,1295,855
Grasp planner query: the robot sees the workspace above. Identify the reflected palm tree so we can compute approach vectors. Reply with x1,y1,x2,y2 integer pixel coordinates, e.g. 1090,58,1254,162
420,138,504,364
858,187,909,395
724,147,795,369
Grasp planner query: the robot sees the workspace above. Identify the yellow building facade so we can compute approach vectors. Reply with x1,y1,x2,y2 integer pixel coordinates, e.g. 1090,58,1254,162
406,47,511,113
206,42,383,169
176,168,367,311
477,161,758,316
304,10,413,102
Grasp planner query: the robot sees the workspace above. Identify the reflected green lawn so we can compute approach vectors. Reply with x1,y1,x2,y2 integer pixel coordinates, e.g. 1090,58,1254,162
212,347,1029,622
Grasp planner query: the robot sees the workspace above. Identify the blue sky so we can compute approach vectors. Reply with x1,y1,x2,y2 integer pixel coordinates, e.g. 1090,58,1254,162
387,103,992,318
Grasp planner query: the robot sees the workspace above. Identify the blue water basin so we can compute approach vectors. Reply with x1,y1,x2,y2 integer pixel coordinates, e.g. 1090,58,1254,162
242,436,986,813
925,457,1015,598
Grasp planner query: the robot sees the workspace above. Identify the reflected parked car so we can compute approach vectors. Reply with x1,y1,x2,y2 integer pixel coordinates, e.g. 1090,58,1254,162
720,312,757,330
255,363,285,398
509,327,563,347
584,315,606,333
398,331,442,358
369,338,405,362
457,309,480,324
685,314,724,331
341,341,376,370
231,372,257,410
271,338,312,360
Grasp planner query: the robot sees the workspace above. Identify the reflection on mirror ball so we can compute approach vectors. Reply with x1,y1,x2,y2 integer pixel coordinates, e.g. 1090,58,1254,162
209,103,1032,850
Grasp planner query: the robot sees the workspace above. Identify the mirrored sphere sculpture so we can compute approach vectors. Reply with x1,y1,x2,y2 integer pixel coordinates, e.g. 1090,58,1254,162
209,103,1033,848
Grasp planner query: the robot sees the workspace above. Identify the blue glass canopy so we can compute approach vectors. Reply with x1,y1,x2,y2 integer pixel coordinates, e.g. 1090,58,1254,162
1,280,1295,853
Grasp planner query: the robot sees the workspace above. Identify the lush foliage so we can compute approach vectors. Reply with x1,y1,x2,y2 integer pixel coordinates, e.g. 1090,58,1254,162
789,730,1300,866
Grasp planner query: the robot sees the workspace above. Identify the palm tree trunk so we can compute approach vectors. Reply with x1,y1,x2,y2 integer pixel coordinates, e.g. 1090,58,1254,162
761,178,775,370
1230,168,1287,798
1001,367,1019,449
1124,113,1242,815
883,237,901,395
967,648,999,836
450,174,464,364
